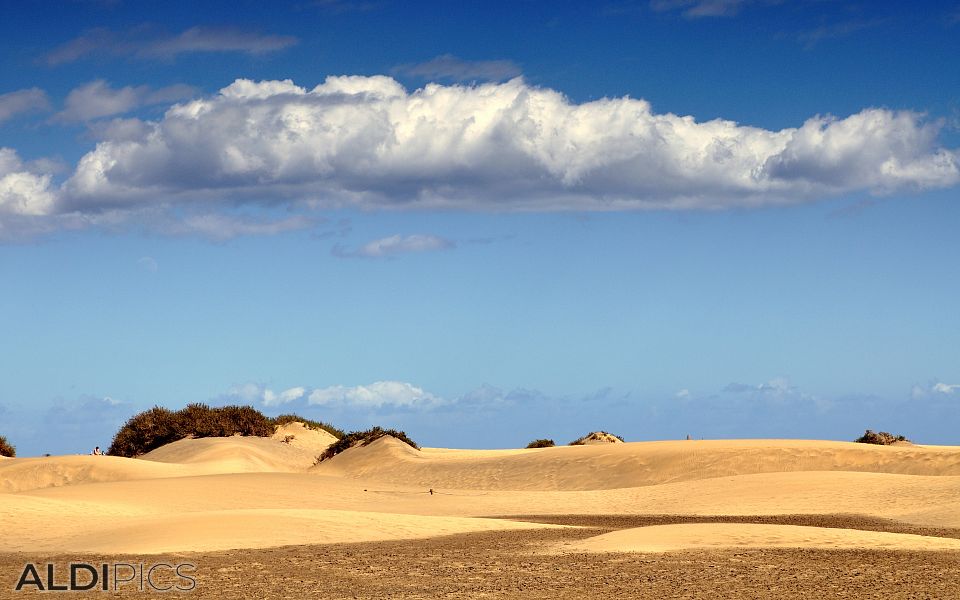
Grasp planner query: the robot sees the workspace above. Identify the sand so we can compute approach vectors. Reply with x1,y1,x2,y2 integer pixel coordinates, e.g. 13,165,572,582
2,431,960,560
562,522,960,553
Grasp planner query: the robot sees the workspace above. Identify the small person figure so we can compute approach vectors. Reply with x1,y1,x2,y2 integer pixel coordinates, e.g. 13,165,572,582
92,446,103,456
429,488,434,496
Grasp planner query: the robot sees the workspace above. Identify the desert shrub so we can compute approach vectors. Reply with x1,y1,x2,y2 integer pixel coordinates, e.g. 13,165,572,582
174,403,226,438
855,430,908,445
109,404,278,457
108,406,181,457
316,426,418,463
271,414,344,439
526,438,556,448
0,435,15,457
569,431,625,445
215,405,274,437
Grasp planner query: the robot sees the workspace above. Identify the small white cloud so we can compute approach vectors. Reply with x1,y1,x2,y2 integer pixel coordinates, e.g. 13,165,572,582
308,381,444,409
395,54,522,82
675,388,691,399
156,213,315,241
225,383,309,407
45,26,298,65
137,256,158,272
226,382,268,404
757,377,792,396
0,88,50,123
725,378,793,396
277,386,306,404
910,381,959,399
933,382,960,395
335,234,454,258
55,80,195,123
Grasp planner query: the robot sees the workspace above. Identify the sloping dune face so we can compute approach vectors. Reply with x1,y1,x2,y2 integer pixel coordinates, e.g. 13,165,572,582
313,437,960,491
142,422,337,473
0,455,207,493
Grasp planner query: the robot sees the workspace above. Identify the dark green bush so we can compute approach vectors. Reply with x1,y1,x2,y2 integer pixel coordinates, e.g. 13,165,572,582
108,406,181,457
0,435,15,457
855,430,908,445
316,426,418,463
569,431,625,445
526,438,556,448
272,414,344,439
109,404,290,457
175,403,227,439
214,405,274,437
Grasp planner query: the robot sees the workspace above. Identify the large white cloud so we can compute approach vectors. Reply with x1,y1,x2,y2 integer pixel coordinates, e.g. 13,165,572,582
1,75,958,239
60,76,959,214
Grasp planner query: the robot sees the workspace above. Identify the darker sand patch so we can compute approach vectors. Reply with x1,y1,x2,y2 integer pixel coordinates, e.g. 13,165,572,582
492,513,960,539
2,521,960,599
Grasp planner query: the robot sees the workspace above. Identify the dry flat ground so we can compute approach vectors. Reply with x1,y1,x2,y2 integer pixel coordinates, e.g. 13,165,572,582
2,425,960,597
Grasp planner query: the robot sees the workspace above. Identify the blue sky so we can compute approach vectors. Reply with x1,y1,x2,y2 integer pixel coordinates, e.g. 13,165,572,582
1,0,958,456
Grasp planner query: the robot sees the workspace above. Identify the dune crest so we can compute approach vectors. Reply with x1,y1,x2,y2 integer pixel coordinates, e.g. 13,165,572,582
573,431,624,445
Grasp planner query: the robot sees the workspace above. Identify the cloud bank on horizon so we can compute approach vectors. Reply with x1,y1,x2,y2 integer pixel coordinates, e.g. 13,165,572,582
226,380,445,410
2,75,959,240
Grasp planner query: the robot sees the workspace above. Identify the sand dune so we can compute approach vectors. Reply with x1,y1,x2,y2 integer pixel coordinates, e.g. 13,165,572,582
0,455,208,493
142,422,337,472
564,523,960,553
11,507,562,554
2,432,960,554
314,436,960,491
0,423,336,493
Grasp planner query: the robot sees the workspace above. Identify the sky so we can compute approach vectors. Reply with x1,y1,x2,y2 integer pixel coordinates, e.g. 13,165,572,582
1,0,958,456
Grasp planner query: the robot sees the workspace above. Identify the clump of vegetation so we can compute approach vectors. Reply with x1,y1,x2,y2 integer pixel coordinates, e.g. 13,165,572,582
569,431,625,445
526,438,556,448
272,414,345,439
108,406,183,457
0,435,15,458
108,404,341,457
316,426,419,463
855,430,909,445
